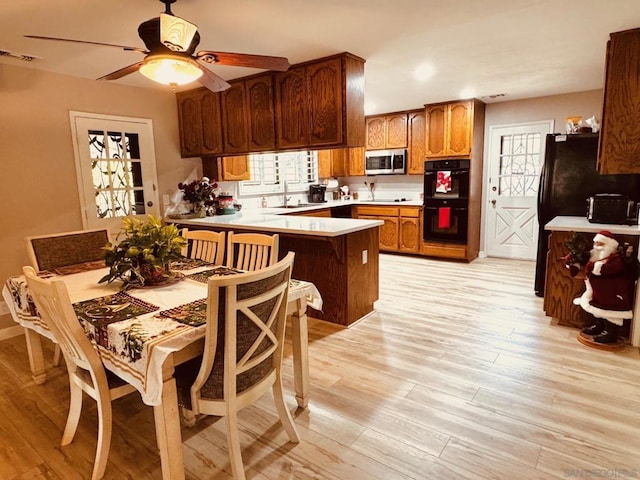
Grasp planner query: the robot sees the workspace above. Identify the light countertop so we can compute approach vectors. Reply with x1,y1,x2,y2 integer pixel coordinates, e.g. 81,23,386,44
545,216,640,236
168,199,423,237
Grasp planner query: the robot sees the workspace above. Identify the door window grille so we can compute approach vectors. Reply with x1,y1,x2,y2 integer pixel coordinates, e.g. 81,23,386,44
498,132,542,197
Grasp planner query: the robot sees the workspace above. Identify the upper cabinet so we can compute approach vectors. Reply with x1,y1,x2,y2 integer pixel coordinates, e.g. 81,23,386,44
407,109,426,174
275,54,365,150
598,28,640,174
177,52,365,159
176,89,223,157
425,100,474,158
365,113,408,150
317,147,364,178
202,156,251,181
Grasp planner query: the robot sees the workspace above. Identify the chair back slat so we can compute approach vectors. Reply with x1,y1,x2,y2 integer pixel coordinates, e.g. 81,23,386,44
26,229,109,271
188,251,294,404
181,229,225,265
227,232,279,271
22,266,105,380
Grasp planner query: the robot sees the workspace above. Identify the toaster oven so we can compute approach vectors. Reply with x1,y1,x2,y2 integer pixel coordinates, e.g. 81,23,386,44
586,194,636,225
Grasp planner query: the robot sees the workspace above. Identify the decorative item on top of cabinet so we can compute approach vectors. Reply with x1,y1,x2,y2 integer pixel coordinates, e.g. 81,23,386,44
598,28,640,174
275,53,366,150
407,109,426,175
425,100,478,158
202,156,250,181
176,88,223,158
365,113,408,150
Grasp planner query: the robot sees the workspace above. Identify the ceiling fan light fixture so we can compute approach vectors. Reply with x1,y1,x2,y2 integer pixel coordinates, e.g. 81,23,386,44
139,54,202,86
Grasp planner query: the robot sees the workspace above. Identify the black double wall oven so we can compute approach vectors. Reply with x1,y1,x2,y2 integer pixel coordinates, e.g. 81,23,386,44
423,159,470,243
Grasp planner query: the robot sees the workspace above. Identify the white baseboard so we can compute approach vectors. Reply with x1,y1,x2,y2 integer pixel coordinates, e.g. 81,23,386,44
0,325,24,341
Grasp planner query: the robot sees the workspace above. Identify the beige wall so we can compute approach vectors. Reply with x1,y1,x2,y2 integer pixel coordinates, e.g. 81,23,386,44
0,64,201,329
484,89,603,134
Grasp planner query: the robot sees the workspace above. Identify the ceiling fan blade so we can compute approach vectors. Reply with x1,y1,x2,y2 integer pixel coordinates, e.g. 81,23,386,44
97,62,144,81
196,50,290,71
197,66,231,92
25,35,147,54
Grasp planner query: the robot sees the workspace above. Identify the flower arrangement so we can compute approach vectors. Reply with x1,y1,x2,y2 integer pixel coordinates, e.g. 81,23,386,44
99,215,187,289
178,177,218,216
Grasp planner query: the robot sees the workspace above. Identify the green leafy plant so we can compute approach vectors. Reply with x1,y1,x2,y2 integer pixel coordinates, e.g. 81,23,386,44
99,215,187,289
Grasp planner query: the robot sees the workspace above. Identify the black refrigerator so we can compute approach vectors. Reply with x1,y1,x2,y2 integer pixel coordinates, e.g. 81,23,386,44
534,133,640,296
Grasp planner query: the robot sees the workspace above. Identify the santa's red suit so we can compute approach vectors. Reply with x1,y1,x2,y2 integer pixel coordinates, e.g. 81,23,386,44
573,231,634,327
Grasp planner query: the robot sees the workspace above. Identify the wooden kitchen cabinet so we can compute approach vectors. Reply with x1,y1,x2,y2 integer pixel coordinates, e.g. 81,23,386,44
275,53,366,151
398,207,420,253
221,81,249,154
246,74,276,152
425,100,475,158
202,155,251,181
317,147,364,177
176,88,223,157
365,113,408,150
598,28,640,174
407,109,426,174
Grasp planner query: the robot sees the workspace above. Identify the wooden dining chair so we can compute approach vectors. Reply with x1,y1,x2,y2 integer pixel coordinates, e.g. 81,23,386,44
25,228,109,367
226,232,279,271
23,266,137,480
181,228,225,264
26,228,109,272
175,251,299,480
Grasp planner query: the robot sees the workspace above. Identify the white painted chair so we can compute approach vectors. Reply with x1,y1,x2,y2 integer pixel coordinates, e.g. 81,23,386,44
226,232,279,271
181,228,225,265
174,252,299,480
23,266,137,480
25,228,110,369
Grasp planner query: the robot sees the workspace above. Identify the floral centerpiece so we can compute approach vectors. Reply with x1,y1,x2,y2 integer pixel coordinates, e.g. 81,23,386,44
99,215,187,290
178,177,218,217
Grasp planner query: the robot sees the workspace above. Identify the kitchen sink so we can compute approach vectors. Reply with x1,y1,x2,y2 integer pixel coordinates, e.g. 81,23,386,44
274,203,311,208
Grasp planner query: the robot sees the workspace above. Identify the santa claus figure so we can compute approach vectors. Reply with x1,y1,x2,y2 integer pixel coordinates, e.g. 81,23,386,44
573,230,634,344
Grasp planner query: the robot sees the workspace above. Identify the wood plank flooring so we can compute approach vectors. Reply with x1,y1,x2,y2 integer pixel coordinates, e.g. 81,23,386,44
1,254,639,479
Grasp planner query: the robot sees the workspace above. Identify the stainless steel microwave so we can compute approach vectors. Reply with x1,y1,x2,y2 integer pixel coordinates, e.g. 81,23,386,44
364,149,406,175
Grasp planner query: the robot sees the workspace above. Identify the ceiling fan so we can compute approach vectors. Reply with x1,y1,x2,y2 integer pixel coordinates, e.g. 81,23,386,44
25,0,290,92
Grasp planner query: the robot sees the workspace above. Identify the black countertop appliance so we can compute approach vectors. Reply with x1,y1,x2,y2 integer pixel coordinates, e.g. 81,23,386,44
534,133,640,296
308,184,327,203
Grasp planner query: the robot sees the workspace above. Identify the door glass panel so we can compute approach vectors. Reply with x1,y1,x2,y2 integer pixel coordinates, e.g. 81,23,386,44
498,132,541,197
86,130,145,218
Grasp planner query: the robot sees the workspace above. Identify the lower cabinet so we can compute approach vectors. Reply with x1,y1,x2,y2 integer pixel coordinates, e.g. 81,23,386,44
355,206,420,253
286,208,332,217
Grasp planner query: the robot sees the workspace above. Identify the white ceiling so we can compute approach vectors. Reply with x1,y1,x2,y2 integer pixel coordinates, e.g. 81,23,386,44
2,0,639,114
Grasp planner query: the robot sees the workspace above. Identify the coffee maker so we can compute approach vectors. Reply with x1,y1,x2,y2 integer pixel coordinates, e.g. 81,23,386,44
308,184,327,203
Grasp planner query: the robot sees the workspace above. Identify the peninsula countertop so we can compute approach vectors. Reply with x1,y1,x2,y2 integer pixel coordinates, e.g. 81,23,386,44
165,199,425,237
168,211,383,237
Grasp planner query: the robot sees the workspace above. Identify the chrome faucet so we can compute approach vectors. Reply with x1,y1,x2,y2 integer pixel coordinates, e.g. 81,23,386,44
283,179,291,207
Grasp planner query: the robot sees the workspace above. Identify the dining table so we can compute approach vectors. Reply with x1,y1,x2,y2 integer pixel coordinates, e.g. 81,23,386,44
2,259,322,480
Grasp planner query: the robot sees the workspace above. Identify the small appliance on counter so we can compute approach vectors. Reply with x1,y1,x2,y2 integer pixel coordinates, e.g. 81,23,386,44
586,194,636,225
308,184,327,203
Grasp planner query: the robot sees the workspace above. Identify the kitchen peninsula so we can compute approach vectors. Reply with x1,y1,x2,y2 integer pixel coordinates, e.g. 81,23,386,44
171,210,383,327
544,215,640,346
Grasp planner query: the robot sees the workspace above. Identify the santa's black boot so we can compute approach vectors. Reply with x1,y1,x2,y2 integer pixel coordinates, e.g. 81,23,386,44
581,318,605,336
593,321,619,344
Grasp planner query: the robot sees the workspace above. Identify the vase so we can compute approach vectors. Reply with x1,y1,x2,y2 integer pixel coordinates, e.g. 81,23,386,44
191,202,206,218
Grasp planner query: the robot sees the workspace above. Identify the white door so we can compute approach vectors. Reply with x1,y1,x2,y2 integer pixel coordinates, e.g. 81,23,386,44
70,112,160,237
485,121,553,259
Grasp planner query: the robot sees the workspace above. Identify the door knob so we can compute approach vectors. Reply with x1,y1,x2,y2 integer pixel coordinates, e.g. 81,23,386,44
491,199,496,206
147,201,154,207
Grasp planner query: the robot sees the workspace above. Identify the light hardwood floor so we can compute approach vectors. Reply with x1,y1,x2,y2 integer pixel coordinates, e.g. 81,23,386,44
1,254,640,479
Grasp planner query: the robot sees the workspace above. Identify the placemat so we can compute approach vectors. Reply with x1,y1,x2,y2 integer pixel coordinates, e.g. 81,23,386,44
186,266,243,283
157,299,207,326
170,257,212,271
53,260,106,275
73,292,160,326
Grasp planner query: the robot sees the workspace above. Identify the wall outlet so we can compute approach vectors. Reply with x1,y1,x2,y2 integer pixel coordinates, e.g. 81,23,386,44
162,194,171,206
362,249,368,264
